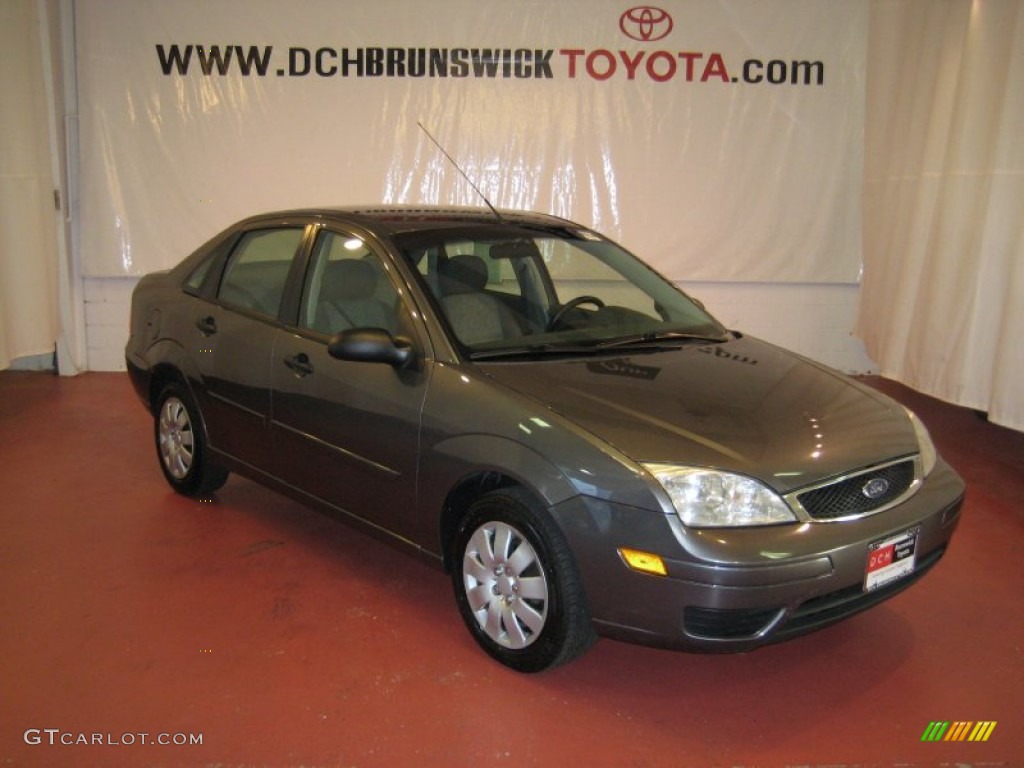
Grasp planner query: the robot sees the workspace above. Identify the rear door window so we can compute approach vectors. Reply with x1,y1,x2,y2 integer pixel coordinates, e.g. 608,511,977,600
218,228,305,317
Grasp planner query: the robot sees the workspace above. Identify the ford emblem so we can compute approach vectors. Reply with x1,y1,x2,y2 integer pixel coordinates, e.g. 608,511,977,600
862,477,890,499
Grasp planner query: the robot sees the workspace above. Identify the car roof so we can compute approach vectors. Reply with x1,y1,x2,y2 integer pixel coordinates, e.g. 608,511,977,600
245,206,581,236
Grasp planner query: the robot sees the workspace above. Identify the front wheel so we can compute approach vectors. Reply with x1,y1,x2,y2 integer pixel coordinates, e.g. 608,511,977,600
452,488,595,672
155,383,228,497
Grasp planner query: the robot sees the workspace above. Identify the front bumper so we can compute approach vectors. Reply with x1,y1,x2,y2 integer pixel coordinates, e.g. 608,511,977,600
550,460,965,652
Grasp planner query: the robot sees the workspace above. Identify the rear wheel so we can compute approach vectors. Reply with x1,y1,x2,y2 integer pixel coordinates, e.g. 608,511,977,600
155,383,228,496
452,488,595,672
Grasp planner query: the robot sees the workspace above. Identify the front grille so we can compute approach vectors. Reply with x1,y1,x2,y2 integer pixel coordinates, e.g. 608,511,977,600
796,459,916,520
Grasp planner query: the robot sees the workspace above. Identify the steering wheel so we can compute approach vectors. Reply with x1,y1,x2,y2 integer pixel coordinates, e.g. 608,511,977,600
546,295,605,331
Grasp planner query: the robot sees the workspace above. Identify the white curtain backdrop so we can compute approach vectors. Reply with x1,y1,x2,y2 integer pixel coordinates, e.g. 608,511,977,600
74,0,866,284
0,0,61,370
858,0,1024,431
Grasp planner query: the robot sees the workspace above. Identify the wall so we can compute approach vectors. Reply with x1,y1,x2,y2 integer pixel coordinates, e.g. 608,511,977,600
688,282,875,371
84,277,875,374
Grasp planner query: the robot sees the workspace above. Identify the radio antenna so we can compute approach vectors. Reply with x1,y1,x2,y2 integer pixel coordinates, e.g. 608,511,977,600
417,121,502,221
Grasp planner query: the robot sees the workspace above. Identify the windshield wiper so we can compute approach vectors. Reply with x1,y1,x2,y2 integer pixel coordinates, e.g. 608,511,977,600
467,343,594,361
467,332,727,360
594,330,728,349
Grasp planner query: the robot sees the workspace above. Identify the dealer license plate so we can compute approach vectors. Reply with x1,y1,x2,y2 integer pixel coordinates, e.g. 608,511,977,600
864,527,920,592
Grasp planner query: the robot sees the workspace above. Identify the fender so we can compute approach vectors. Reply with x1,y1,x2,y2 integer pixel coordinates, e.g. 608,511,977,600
430,432,579,508
419,432,578,566
419,424,666,566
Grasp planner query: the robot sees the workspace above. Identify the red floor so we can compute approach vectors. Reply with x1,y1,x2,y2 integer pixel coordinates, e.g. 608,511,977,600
1,371,1021,768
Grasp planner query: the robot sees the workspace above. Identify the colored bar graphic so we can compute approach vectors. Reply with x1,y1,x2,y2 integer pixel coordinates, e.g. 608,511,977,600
968,721,997,741
921,721,996,742
946,721,972,741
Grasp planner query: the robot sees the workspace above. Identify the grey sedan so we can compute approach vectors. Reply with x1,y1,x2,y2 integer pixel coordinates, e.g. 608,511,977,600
126,207,965,671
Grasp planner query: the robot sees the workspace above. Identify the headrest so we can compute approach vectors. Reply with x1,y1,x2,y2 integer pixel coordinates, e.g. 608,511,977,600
439,255,488,295
322,259,378,300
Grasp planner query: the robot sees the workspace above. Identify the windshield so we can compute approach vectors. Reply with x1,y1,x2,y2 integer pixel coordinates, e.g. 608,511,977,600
394,225,727,358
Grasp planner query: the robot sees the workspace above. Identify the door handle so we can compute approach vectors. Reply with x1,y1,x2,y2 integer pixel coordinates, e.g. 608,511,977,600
284,353,314,377
195,316,217,336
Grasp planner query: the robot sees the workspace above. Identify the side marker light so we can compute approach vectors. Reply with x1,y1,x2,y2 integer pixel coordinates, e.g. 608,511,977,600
618,548,668,577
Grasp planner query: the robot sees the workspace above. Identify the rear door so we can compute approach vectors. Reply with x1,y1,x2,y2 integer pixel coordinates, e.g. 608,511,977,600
269,227,431,539
193,226,309,467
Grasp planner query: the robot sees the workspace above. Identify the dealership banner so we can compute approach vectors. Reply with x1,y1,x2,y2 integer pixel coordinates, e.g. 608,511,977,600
76,0,865,282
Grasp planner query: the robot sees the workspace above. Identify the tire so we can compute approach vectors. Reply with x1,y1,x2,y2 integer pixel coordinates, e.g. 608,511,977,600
452,488,596,672
154,383,229,497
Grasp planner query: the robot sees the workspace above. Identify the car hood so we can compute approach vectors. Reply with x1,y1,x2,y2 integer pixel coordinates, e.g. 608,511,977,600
477,336,918,493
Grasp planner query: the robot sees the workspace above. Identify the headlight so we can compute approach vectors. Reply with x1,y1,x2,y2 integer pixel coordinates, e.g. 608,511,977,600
905,407,937,476
643,464,797,528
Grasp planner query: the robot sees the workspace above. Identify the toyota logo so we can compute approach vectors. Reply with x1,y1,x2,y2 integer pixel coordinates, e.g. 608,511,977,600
862,477,890,500
619,6,674,42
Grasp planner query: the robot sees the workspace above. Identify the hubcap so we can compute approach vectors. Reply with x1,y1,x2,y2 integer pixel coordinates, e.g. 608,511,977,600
462,521,548,649
158,397,194,480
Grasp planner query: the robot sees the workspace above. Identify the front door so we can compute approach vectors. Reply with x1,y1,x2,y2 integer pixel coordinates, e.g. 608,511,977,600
269,228,431,539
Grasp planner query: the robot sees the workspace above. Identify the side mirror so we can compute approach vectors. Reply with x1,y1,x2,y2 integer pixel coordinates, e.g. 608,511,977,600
327,328,416,369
